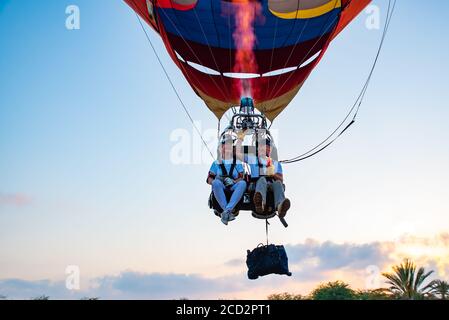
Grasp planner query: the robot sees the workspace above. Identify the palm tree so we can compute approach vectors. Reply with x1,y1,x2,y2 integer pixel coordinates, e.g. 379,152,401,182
427,280,449,300
382,259,434,300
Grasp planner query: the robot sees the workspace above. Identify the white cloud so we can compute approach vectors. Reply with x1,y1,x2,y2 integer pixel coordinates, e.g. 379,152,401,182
1,234,448,299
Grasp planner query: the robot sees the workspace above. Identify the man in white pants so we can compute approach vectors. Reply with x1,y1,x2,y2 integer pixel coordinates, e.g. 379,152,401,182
248,139,290,217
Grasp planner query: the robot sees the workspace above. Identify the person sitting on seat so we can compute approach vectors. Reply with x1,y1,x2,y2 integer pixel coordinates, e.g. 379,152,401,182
207,137,247,225
247,138,290,218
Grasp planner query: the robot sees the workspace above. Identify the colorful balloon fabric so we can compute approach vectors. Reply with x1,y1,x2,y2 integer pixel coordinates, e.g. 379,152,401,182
125,0,371,120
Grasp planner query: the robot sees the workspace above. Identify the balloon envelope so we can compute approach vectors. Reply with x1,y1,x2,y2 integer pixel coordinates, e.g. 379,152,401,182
125,0,371,120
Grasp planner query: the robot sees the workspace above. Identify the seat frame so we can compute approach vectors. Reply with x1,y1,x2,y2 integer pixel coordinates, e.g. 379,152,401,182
208,182,277,220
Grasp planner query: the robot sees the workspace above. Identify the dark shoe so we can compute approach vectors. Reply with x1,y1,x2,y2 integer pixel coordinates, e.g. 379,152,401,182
253,192,264,214
277,198,291,218
221,210,231,225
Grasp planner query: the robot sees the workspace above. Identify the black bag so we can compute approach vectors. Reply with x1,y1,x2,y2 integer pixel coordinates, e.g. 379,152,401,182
246,244,292,280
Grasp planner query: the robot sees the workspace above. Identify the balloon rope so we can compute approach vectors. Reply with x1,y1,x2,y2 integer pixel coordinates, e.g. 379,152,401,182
135,13,216,160
281,0,396,164
265,219,269,246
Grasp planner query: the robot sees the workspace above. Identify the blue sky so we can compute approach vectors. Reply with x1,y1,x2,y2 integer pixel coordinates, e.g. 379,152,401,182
1,1,449,299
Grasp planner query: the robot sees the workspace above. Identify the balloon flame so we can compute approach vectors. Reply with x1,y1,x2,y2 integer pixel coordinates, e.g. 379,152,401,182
232,0,262,99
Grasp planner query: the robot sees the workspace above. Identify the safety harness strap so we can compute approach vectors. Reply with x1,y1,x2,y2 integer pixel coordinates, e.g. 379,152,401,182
219,163,236,178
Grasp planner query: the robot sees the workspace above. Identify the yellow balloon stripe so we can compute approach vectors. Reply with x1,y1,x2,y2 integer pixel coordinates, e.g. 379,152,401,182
269,0,342,19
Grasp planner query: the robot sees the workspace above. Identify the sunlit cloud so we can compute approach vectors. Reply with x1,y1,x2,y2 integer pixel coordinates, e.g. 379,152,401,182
389,233,449,278
286,239,392,270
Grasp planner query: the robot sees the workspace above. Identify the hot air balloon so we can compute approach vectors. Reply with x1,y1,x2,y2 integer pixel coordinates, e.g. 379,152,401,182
125,0,371,120
124,0,373,226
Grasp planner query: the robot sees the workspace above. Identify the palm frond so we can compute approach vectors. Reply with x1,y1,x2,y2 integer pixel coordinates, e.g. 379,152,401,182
382,259,435,299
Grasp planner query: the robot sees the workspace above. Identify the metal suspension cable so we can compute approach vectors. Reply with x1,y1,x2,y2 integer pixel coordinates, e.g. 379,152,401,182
281,0,396,164
134,13,215,160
